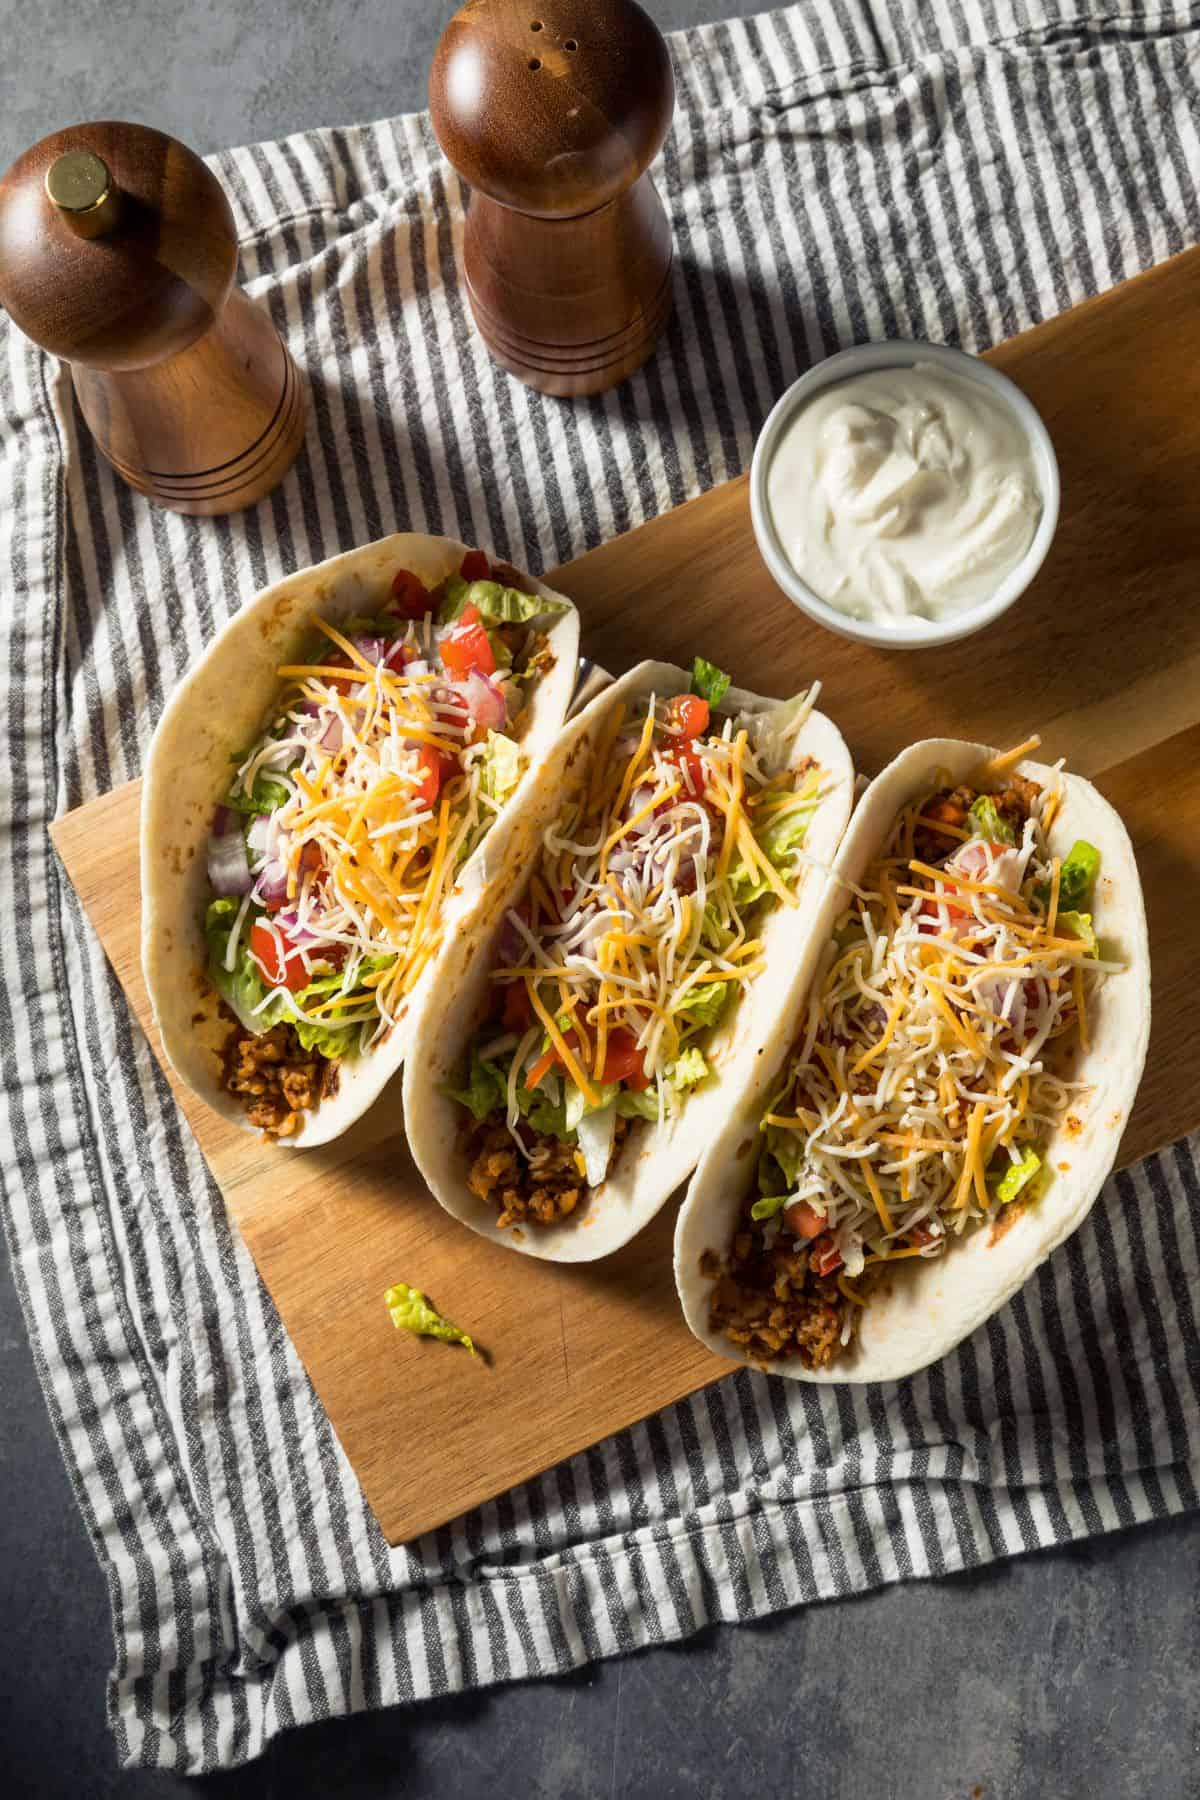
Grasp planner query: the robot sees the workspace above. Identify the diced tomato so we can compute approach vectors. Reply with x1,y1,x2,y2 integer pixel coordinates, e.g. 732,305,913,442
500,982,533,1031
440,617,496,681
809,1233,844,1279
526,1026,583,1091
459,603,481,626
321,648,359,695
784,1199,826,1240
907,1223,938,1248
297,840,322,878
599,1028,650,1090
525,1046,556,1090
413,742,458,809
667,694,709,739
917,891,969,932
389,568,431,619
249,920,310,992
670,746,707,798
382,638,418,672
459,550,490,583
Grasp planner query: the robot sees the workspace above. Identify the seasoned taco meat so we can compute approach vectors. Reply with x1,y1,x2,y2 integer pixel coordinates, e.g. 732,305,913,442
221,1022,339,1139
700,1213,859,1370
913,775,1041,863
465,1116,629,1229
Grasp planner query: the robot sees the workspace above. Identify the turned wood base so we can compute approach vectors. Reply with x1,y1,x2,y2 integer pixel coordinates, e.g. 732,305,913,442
72,289,306,516
463,174,675,398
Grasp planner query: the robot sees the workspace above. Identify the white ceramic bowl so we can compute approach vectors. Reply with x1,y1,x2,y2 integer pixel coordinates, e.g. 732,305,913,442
748,339,1060,650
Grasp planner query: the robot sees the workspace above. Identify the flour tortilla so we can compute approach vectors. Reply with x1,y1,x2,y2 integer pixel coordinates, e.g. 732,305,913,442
403,661,854,1262
673,737,1151,1383
140,533,580,1148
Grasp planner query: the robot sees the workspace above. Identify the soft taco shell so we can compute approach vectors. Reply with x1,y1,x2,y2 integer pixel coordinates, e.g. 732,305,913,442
403,660,854,1262
673,737,1151,1383
140,533,580,1148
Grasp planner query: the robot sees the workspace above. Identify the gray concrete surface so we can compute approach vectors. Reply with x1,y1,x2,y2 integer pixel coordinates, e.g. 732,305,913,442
1,2,1197,1795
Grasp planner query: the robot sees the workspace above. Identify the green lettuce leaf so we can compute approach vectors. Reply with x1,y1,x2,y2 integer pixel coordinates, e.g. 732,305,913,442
438,574,569,627
750,1193,790,1222
385,1282,477,1355
690,656,731,707
1036,839,1101,912
516,1083,575,1141
992,1149,1041,1204
760,1123,805,1192
615,1089,663,1123
444,1048,508,1121
479,731,523,805
1056,911,1097,955
204,897,288,1035
1059,840,1101,908
968,794,1014,845
666,1048,709,1091
671,981,731,1030
223,769,292,815
564,1080,621,1131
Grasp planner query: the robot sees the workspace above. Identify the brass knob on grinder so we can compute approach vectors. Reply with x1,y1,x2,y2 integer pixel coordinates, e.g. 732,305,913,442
0,121,305,515
429,0,676,398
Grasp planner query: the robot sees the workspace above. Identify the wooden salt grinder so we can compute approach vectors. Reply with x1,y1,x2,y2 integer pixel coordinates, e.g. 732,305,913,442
429,0,675,398
0,122,305,516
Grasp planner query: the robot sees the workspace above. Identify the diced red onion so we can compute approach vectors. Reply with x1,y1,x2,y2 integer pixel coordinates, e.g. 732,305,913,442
319,714,343,753
607,847,639,875
405,657,429,678
207,814,251,897
350,635,389,665
275,906,319,945
255,860,289,908
496,911,524,966
246,813,274,857
465,669,507,731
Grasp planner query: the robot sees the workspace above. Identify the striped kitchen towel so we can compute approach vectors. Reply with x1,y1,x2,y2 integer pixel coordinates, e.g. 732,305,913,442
2,0,1199,1773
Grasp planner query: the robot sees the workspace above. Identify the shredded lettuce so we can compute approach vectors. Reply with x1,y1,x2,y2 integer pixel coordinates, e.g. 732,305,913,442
1059,840,1101,908
517,1083,574,1141
690,656,731,707
565,1080,620,1131
759,1123,805,1192
667,1048,709,1091
1056,910,1097,955
223,769,292,816
968,794,1014,846
992,1149,1042,1204
438,574,569,626
615,1089,663,1123
479,730,523,805
204,898,286,1034
1037,839,1101,912
671,981,731,1029
385,1282,477,1355
750,1193,790,1222
445,1048,508,1121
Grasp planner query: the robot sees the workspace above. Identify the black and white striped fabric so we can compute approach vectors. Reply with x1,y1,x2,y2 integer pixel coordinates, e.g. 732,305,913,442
2,0,1199,1772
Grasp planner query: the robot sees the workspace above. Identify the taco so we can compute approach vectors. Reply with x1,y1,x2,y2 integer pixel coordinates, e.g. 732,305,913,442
674,737,1150,1382
403,658,854,1261
141,534,580,1146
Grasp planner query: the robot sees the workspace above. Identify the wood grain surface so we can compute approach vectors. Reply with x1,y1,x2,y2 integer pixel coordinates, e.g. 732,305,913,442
50,246,1200,1545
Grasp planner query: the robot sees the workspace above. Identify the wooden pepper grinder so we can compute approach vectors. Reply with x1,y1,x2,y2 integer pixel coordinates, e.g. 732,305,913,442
0,122,305,515
429,0,675,398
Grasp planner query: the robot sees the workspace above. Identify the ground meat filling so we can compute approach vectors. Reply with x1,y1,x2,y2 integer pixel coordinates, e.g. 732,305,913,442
913,776,1040,863
465,1116,630,1230
221,1022,339,1138
709,772,1041,1367
701,1197,860,1370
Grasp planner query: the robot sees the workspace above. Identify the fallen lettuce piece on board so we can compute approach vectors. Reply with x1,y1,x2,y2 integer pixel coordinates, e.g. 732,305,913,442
385,1283,478,1356
403,658,854,1265
140,532,580,1149
674,736,1150,1385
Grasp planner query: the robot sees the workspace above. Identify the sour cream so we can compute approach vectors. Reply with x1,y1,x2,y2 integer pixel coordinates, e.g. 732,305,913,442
765,362,1043,625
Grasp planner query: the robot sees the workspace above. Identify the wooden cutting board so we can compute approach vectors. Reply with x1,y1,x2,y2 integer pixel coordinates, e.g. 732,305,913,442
51,248,1200,1546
